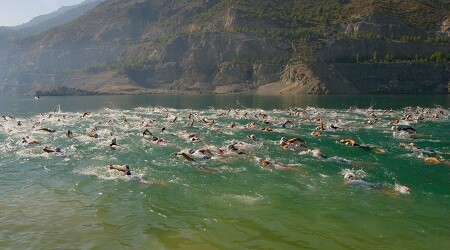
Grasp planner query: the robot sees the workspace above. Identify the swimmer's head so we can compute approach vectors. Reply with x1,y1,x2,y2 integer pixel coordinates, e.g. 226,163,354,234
311,149,322,158
344,172,357,181
394,184,410,194
260,160,271,166
55,148,61,153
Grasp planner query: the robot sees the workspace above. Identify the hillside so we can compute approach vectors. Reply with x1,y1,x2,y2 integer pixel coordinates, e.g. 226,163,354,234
11,0,106,38
0,0,449,95
0,0,104,57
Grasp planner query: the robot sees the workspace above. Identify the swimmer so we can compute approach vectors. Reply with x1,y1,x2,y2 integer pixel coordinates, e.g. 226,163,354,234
343,170,383,190
151,136,164,144
339,138,359,147
423,156,442,164
43,146,61,153
400,142,420,151
88,133,99,138
392,125,416,133
258,113,268,119
259,159,304,173
316,118,325,131
110,138,118,149
142,129,152,136
247,134,258,141
109,164,131,175
173,151,196,162
280,120,294,128
310,149,328,159
195,148,213,155
342,170,410,195
188,148,213,159
311,130,322,137
37,128,56,133
261,127,273,132
393,184,410,195
280,137,307,149
226,142,246,155
22,136,40,145
87,127,99,138
188,134,202,142
247,122,257,129
343,171,358,181
66,130,74,138
339,138,385,153
330,124,339,130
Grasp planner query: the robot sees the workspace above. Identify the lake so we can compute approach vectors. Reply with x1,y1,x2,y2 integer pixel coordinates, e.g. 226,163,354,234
0,94,449,249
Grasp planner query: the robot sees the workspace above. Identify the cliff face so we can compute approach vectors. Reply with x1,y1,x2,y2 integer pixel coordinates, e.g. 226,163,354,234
0,0,449,95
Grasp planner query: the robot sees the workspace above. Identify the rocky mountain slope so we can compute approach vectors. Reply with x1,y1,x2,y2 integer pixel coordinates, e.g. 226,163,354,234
0,0,104,58
11,0,106,38
0,0,449,95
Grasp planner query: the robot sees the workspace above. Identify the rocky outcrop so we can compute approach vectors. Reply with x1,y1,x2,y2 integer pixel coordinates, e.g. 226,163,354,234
441,17,450,37
345,12,426,39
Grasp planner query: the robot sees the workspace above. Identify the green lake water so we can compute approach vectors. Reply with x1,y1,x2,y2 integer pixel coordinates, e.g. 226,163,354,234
0,94,449,249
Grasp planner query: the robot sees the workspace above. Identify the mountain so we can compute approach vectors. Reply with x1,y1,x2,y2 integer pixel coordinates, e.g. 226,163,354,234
10,0,106,37
0,0,449,95
0,0,105,55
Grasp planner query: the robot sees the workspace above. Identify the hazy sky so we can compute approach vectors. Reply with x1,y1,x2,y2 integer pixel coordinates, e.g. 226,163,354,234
0,0,86,27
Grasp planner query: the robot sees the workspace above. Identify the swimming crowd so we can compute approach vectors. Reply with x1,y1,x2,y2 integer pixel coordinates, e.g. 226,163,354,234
1,105,448,195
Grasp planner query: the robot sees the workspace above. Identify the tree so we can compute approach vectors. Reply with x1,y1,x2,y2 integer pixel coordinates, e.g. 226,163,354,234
430,51,443,62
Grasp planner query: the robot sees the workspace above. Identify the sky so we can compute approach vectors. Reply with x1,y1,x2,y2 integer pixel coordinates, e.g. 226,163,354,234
0,0,86,27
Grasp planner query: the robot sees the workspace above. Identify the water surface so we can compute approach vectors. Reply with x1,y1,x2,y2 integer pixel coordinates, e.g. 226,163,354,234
0,94,449,249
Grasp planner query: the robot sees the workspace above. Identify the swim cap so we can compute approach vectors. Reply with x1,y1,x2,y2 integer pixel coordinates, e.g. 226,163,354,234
344,172,357,181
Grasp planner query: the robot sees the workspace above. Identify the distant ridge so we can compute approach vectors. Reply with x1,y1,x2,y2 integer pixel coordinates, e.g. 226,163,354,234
8,0,106,37
0,0,448,95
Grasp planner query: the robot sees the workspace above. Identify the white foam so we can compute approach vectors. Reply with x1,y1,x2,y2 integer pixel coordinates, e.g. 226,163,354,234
220,193,264,205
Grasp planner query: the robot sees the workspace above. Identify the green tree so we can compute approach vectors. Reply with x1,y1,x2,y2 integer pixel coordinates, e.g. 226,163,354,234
430,51,443,62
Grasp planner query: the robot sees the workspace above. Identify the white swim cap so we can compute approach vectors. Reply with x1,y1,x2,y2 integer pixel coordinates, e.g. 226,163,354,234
344,172,357,181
